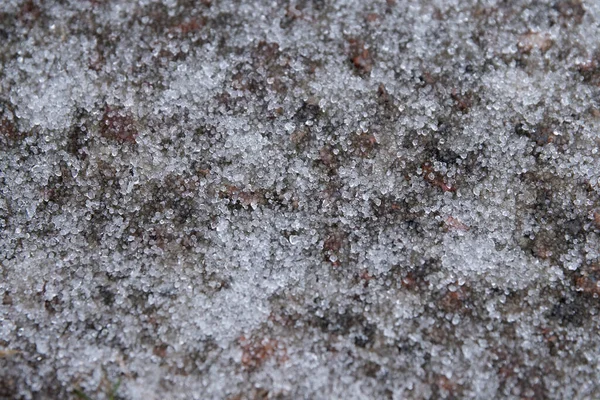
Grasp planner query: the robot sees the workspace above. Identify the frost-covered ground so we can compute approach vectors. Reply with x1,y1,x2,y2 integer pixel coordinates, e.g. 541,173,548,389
2,0,600,399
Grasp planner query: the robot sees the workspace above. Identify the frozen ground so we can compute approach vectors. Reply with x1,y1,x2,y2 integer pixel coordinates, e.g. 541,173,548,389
1,0,600,398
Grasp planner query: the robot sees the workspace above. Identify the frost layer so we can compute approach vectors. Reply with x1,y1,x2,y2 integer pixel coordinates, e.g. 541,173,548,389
2,0,600,399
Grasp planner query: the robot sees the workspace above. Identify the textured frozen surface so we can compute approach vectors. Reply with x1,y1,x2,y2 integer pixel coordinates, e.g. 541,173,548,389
2,0,600,399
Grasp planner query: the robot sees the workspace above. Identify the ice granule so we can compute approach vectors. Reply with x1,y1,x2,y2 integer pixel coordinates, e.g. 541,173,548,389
2,0,600,399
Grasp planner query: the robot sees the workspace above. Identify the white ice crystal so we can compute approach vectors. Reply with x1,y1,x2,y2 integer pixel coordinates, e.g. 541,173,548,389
2,0,600,399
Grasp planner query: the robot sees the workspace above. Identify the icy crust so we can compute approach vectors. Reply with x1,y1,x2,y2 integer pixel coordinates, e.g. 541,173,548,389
2,0,600,399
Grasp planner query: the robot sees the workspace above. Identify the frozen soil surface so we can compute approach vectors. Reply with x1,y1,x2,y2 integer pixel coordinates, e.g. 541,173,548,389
2,0,600,399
